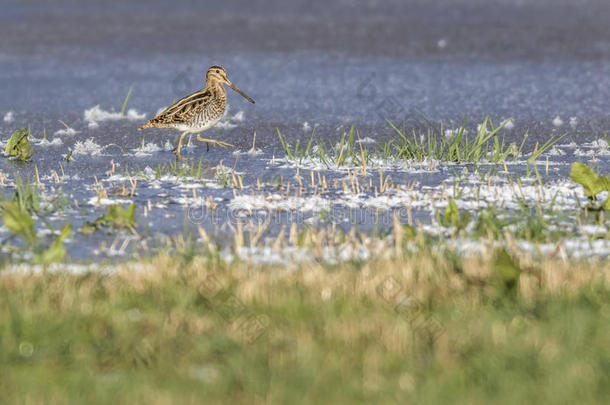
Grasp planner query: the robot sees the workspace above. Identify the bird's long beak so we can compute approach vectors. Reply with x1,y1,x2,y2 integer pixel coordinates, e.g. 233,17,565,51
227,80,255,104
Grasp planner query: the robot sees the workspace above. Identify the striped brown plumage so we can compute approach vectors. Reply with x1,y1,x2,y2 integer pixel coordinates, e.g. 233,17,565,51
139,65,254,159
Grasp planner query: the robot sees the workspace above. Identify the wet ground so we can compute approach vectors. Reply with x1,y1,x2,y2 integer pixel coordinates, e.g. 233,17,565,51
0,0,609,261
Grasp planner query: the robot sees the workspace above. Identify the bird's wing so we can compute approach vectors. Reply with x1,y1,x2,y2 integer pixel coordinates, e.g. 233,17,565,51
151,89,212,124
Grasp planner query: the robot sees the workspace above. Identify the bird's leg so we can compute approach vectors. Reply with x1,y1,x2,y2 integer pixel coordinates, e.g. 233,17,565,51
186,134,193,147
171,132,182,153
196,135,234,148
195,132,210,151
173,131,192,160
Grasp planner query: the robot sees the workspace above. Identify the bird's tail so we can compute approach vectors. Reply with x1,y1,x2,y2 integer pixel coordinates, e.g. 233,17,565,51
138,122,153,130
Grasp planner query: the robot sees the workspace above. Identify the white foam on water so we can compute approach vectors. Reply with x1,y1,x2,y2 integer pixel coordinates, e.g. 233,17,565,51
214,109,245,129
574,148,610,156
232,246,303,266
141,166,156,178
171,195,220,207
241,174,585,217
54,127,79,136
84,105,145,124
29,136,63,146
248,146,263,156
87,196,133,206
230,194,331,213
476,124,487,133
357,137,376,144
442,176,584,211
580,224,609,237
40,172,79,182
133,142,163,156
148,173,224,189
548,146,566,156
232,146,263,157
269,155,441,173
2,262,117,275
40,138,63,146
552,116,564,127
103,174,132,182
569,117,578,129
72,138,105,156
215,122,236,129
444,236,609,260
444,128,471,138
176,182,206,190
232,237,390,266
3,111,14,123
583,139,608,148
517,239,610,260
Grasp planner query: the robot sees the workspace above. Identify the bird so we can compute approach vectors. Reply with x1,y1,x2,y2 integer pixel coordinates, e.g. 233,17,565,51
139,65,255,159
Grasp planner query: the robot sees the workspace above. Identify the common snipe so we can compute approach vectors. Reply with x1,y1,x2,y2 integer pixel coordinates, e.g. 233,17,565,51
139,65,255,159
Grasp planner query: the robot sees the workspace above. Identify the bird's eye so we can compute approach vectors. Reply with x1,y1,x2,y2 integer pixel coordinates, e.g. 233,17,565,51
216,70,220,73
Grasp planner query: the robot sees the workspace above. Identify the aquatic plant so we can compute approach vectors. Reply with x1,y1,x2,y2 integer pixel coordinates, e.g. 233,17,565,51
491,248,522,300
388,116,565,165
278,118,564,169
81,203,137,234
11,175,42,215
1,201,37,246
570,162,610,210
278,125,371,169
215,164,231,187
441,198,470,233
4,128,33,161
387,117,511,163
120,85,134,116
0,201,71,264
33,222,72,265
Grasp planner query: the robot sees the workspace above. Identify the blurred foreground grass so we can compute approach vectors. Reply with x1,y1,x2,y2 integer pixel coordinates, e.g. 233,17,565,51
1,252,610,404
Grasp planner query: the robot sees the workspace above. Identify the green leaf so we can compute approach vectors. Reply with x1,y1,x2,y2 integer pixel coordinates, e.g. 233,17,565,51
102,204,136,228
474,207,505,239
64,150,73,162
492,249,521,298
35,223,72,265
442,198,470,230
1,201,38,246
80,221,98,235
81,204,137,233
442,198,460,227
570,162,610,197
570,162,610,210
4,128,34,161
403,224,417,239
121,85,133,116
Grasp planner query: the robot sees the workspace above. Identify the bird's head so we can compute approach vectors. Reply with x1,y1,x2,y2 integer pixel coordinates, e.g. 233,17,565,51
206,65,255,104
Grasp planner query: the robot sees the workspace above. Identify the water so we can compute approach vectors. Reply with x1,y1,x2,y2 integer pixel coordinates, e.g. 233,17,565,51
0,0,609,262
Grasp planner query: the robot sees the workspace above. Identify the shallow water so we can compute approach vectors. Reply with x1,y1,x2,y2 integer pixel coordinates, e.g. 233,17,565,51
0,0,609,262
